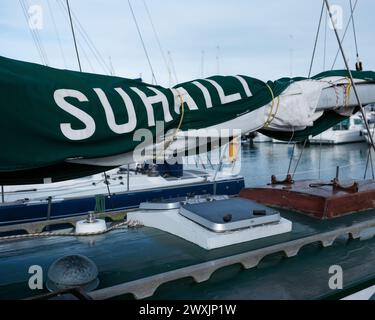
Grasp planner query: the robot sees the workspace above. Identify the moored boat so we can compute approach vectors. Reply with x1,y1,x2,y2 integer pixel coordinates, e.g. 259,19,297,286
0,162,244,226
309,114,366,145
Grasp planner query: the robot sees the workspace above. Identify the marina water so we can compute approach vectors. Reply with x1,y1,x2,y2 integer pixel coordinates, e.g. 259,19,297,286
240,142,374,187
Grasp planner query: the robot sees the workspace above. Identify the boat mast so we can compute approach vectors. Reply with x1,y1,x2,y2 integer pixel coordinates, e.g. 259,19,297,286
324,0,375,152
65,0,114,198
66,0,82,72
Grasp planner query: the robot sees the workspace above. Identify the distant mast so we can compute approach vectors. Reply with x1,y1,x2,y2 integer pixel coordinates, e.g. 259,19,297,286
66,0,82,72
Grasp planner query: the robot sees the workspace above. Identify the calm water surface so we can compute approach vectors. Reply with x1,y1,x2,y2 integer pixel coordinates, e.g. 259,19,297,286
240,141,375,187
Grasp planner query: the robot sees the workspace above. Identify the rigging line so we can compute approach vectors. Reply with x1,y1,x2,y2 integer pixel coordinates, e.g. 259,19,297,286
66,0,82,72
128,0,157,84
18,0,49,66
364,123,375,179
287,143,296,175
64,3,111,74
325,0,375,154
22,0,49,65
363,148,374,179
109,56,115,76
168,51,179,84
308,0,325,78
285,127,296,176
142,0,171,81
18,0,40,59
323,6,328,70
47,0,67,68
25,0,49,66
57,0,110,74
318,136,323,179
330,0,359,70
292,139,308,179
349,0,359,59
367,149,375,180
78,40,95,73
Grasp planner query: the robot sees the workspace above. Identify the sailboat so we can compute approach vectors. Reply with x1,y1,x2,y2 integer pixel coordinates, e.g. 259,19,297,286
0,0,248,226
1,55,375,184
309,113,366,144
2,0,375,302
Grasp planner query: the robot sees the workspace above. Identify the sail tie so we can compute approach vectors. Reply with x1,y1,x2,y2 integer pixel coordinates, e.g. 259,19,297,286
155,89,185,161
344,77,352,110
263,84,280,128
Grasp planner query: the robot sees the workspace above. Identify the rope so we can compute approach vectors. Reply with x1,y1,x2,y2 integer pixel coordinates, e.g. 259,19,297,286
287,143,296,175
325,0,375,155
344,77,352,110
330,0,359,70
263,84,280,128
364,123,375,179
370,153,375,179
349,0,360,63
155,89,185,160
308,0,325,77
323,6,328,70
0,220,143,242
318,136,323,179
128,0,157,84
175,91,186,134
292,139,308,179
364,147,375,180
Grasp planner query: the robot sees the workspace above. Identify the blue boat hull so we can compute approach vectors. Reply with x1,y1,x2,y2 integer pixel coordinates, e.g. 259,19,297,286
0,178,245,225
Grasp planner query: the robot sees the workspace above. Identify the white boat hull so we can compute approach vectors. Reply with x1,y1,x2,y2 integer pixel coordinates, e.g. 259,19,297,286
253,133,272,143
310,130,365,144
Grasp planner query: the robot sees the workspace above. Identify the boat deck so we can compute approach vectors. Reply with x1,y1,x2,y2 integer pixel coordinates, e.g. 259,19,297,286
240,179,375,219
1,208,375,300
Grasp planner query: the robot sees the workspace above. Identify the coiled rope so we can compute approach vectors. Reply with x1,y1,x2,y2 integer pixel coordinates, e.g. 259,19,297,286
0,220,143,243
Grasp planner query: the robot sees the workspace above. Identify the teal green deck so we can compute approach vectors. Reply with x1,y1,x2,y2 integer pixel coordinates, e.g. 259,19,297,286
1,209,375,300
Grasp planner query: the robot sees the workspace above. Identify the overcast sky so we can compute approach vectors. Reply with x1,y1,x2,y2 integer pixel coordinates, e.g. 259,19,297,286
1,0,374,86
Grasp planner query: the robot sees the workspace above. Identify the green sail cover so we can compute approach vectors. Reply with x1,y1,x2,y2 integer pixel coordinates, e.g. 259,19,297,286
260,69,375,141
0,56,373,184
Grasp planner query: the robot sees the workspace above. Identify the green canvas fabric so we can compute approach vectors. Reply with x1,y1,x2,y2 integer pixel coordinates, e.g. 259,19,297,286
0,56,374,184
260,70,375,141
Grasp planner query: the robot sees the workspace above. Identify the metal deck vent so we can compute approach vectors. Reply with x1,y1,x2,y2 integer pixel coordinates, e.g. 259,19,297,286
139,195,229,210
179,198,280,232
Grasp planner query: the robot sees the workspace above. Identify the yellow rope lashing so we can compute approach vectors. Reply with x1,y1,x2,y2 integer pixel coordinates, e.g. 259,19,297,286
344,77,352,109
156,89,185,161
175,89,185,135
263,83,280,128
